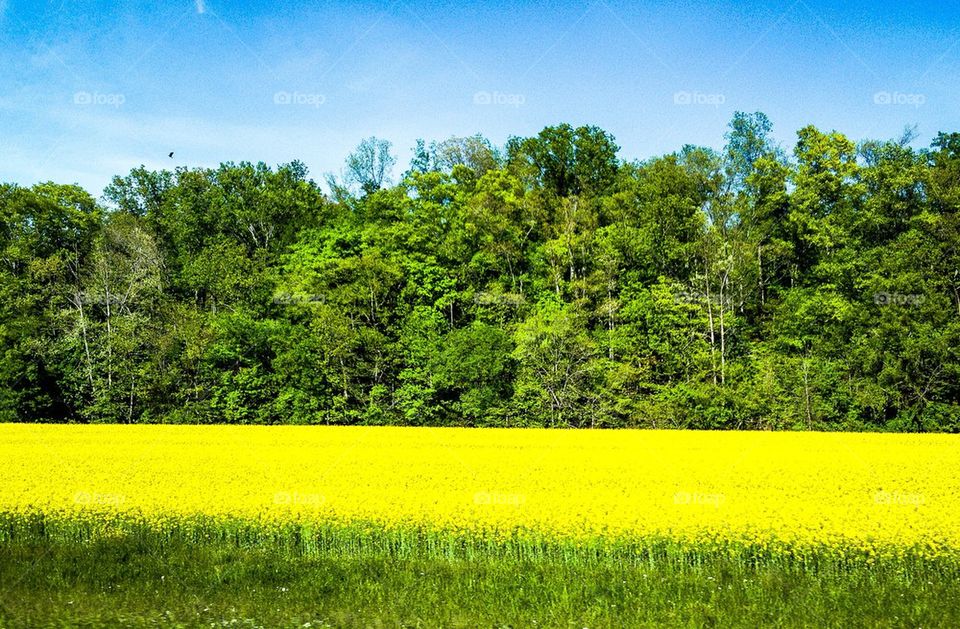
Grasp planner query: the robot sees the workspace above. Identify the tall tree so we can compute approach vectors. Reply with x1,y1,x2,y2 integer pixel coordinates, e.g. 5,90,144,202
345,137,397,196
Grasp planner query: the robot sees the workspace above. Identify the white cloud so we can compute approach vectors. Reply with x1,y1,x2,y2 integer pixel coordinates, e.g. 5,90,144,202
195,0,206,14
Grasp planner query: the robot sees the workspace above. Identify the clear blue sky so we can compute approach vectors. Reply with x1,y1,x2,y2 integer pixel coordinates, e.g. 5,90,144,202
2,0,958,195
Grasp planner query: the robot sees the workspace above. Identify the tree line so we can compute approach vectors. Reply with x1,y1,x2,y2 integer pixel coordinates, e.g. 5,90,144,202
2,113,959,430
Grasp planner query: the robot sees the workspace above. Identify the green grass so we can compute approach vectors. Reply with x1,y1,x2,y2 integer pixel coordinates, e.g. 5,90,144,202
2,518,960,628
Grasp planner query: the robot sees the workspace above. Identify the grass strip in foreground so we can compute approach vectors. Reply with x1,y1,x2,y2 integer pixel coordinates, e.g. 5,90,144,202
1,515,959,628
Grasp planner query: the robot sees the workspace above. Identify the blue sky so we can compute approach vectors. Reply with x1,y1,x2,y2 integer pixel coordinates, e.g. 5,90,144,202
2,0,958,195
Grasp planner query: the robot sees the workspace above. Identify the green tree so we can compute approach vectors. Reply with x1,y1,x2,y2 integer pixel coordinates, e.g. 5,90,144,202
512,301,597,427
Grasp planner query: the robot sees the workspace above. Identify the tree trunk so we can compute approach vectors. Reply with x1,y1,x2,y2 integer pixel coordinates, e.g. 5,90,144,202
704,259,717,386
719,267,728,386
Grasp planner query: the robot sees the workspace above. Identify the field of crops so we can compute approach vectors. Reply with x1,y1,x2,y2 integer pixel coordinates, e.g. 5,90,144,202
4,424,960,626
2,424,959,558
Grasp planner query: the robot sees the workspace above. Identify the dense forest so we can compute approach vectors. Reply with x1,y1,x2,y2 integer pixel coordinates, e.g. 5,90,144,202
2,113,959,430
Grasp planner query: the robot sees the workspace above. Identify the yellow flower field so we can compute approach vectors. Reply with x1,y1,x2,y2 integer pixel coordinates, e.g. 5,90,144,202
2,424,959,557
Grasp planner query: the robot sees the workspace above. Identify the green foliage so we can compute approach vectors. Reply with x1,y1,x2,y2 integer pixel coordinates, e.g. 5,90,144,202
2,117,959,429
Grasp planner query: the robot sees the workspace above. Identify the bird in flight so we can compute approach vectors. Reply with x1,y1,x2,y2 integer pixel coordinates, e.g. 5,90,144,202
168,152,174,158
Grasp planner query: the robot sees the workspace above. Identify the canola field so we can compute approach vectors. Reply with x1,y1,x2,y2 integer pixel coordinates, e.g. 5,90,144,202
2,424,959,560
